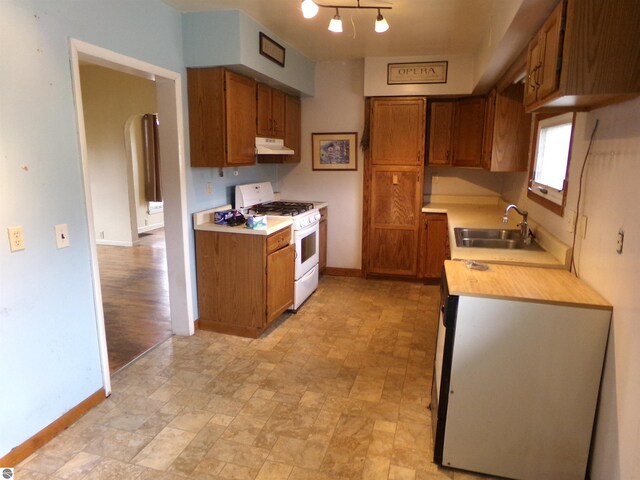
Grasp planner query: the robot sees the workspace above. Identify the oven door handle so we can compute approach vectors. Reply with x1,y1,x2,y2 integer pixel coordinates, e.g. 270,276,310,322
299,264,318,281
295,221,319,238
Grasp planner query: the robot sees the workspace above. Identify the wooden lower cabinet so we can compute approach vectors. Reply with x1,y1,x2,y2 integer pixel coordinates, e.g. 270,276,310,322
367,166,423,276
195,227,294,338
319,207,327,274
418,213,450,280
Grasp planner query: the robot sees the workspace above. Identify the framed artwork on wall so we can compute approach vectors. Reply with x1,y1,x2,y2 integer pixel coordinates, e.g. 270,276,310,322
312,132,358,171
259,32,285,67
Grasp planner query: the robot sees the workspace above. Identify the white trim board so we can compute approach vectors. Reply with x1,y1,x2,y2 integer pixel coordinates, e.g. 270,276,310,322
69,39,195,395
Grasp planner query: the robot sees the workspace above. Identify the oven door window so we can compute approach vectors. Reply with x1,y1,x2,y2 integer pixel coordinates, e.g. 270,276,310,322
300,230,317,264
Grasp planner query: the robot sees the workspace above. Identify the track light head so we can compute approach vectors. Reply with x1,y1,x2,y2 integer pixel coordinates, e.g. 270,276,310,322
375,9,389,33
328,8,342,33
301,0,319,19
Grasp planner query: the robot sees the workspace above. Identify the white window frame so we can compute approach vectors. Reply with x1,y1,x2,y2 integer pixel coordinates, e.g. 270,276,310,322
527,112,575,216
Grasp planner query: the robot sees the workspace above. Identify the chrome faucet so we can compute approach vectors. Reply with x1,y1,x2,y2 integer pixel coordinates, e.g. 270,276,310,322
503,204,531,244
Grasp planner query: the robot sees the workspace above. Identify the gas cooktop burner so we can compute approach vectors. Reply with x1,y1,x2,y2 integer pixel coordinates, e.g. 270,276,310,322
247,201,315,217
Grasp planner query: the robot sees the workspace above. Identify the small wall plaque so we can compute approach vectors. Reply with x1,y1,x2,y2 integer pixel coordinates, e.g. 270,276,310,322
259,32,285,67
387,61,448,85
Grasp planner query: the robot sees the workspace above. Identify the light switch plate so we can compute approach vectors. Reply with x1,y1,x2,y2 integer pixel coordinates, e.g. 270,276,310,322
55,224,70,248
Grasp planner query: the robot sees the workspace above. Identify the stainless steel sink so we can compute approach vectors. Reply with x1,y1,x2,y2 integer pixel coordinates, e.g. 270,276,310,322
454,228,542,250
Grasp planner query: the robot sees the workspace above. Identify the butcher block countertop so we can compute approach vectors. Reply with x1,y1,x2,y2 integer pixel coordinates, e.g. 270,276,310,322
422,196,571,269
445,260,612,310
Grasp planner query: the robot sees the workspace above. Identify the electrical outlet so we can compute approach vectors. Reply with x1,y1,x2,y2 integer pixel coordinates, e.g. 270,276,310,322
8,226,25,252
206,182,213,195
55,224,70,249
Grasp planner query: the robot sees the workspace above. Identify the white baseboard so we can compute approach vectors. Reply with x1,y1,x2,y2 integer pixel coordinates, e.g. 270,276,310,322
96,239,134,247
138,223,164,234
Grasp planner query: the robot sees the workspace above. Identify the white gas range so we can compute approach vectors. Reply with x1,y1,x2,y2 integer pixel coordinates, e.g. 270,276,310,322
235,182,321,310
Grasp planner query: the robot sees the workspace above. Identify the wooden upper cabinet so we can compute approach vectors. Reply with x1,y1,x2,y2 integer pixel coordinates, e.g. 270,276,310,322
187,67,256,167
451,97,486,167
284,94,301,163
483,84,531,172
428,101,454,166
256,83,285,138
427,97,486,168
370,97,426,166
481,90,497,170
258,93,301,164
525,1,564,108
525,0,640,112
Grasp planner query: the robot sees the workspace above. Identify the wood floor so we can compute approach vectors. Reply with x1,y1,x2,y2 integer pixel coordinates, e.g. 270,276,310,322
97,229,172,374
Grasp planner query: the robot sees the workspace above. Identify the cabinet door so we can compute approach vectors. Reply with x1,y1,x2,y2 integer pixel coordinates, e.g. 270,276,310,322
266,243,295,323
368,166,423,276
428,101,454,166
489,83,530,172
225,71,257,166
271,89,286,138
284,94,301,163
187,67,225,167
370,98,426,166
537,2,564,101
256,83,272,137
419,213,449,280
481,90,496,170
524,36,543,107
452,97,485,167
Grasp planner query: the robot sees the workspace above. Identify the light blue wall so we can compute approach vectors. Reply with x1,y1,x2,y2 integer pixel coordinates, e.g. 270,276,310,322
0,0,187,458
183,10,315,96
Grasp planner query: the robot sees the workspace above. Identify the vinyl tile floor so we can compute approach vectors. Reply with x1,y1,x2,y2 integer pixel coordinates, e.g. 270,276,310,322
17,275,496,480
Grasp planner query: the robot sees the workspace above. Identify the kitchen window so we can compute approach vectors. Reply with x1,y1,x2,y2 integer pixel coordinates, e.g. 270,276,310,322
528,112,575,216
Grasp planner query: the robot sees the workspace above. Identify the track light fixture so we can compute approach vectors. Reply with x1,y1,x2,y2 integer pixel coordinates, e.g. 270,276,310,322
328,8,343,32
374,8,389,33
301,0,319,18
300,0,391,34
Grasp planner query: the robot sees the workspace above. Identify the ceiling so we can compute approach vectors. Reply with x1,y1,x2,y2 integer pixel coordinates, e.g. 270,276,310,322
163,0,543,62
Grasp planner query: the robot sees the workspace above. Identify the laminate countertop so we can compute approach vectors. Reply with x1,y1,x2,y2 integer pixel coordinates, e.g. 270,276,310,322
193,207,293,236
444,260,611,309
422,199,571,269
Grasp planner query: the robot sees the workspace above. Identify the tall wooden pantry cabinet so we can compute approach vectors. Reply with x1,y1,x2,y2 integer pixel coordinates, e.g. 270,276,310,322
363,97,426,277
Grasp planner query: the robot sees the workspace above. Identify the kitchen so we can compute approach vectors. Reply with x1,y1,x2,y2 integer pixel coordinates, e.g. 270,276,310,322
1,0,639,479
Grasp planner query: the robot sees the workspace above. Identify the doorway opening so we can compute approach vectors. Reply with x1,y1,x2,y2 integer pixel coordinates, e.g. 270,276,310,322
78,65,172,373
70,39,194,394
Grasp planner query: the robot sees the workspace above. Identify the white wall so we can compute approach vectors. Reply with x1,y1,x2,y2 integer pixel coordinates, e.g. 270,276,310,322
80,65,157,246
278,60,365,270
501,97,640,479
425,168,503,198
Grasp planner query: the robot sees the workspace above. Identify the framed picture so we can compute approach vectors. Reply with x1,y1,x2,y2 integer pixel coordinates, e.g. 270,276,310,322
387,61,448,85
259,32,285,67
312,132,358,171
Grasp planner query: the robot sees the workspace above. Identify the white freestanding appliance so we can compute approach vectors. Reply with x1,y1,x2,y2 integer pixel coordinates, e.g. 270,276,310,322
432,261,612,480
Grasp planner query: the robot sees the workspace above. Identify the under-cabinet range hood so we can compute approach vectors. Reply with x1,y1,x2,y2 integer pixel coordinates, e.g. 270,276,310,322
255,137,294,155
